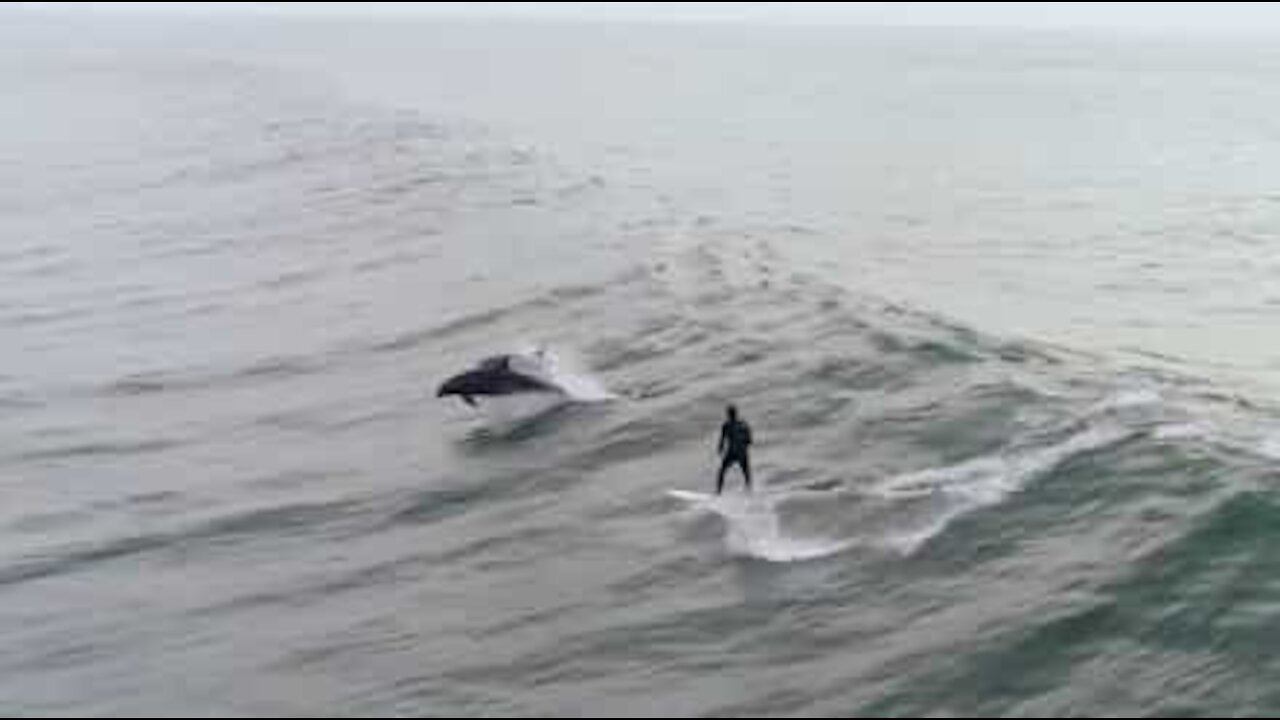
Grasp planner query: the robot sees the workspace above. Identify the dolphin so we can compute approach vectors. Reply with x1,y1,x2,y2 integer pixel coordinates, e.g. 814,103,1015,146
436,354,561,407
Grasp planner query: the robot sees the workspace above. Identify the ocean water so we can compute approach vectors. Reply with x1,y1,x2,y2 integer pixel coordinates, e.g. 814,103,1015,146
5,11,1280,717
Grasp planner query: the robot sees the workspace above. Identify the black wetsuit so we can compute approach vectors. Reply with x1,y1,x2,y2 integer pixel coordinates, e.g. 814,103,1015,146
718,418,753,494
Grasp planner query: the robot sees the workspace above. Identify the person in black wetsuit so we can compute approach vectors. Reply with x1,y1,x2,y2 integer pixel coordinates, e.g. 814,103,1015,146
717,405,753,495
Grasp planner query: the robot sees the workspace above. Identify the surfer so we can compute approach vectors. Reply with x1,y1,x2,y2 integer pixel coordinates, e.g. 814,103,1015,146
717,405,754,495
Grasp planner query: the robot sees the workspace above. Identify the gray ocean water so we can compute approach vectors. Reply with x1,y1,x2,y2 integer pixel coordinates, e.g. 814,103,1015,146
5,11,1280,718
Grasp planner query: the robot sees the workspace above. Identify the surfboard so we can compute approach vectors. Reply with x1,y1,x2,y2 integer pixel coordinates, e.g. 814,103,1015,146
667,489,718,504
667,481,843,506
665,488,851,563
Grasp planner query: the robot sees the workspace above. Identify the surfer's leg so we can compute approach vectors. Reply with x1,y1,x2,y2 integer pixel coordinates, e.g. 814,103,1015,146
742,454,753,493
717,456,731,495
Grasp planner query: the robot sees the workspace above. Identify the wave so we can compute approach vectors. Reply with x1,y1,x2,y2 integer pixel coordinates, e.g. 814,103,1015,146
869,425,1136,555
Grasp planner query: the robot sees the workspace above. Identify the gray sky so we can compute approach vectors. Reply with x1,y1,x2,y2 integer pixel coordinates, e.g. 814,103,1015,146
14,2,1280,32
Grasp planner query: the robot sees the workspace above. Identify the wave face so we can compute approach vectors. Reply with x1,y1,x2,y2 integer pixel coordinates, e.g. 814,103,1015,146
7,14,1280,718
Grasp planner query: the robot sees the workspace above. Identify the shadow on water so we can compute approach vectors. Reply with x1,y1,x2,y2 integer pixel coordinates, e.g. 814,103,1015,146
457,399,614,454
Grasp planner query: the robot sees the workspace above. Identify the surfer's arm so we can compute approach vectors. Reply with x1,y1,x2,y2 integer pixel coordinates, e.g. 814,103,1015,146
718,424,728,456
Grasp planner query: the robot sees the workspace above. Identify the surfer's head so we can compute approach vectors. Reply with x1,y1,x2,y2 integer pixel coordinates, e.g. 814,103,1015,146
726,405,738,421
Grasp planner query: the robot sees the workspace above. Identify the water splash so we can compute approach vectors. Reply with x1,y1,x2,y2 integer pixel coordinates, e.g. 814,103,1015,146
669,491,849,564
514,345,617,403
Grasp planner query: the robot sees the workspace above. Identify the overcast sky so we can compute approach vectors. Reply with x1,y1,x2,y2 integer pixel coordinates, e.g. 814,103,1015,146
14,2,1280,32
